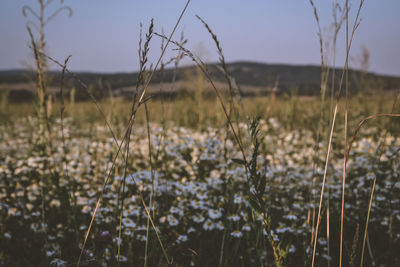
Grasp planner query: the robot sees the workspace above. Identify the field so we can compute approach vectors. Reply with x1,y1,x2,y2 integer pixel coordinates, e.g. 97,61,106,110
1,0,400,266
1,95,399,266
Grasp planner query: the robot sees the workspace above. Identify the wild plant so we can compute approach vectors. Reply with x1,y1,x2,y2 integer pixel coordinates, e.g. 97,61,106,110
23,0,72,151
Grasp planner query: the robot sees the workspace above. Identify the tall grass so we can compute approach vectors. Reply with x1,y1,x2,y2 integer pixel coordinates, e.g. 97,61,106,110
1,0,400,266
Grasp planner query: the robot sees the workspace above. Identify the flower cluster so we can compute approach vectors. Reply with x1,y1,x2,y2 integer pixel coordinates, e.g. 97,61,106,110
0,117,399,266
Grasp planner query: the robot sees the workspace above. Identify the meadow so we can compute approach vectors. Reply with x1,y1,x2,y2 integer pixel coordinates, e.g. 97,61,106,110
1,0,400,266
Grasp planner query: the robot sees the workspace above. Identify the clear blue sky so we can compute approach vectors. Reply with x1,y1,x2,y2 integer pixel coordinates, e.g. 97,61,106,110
1,0,400,76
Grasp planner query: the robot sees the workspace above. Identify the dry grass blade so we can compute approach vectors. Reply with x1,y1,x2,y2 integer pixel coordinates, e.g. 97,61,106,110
195,14,246,146
310,1,365,266
346,114,400,160
136,0,191,106
27,26,50,146
360,178,376,267
311,104,337,267
154,32,248,168
78,2,191,265
36,52,119,146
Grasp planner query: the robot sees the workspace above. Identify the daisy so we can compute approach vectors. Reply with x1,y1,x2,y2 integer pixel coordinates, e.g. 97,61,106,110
167,215,179,226
192,214,205,223
187,227,196,234
242,224,251,232
176,234,188,243
203,219,215,231
115,255,127,262
122,218,136,228
233,194,242,204
208,209,222,219
215,221,224,231
230,230,243,238
228,214,240,222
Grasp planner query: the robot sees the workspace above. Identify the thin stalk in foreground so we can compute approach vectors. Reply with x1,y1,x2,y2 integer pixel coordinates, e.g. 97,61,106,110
311,1,365,266
144,103,156,267
311,104,337,267
340,1,350,266
77,1,191,265
360,178,376,267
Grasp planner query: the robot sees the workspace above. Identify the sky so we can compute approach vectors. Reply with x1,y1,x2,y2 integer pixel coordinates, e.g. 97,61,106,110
1,0,400,76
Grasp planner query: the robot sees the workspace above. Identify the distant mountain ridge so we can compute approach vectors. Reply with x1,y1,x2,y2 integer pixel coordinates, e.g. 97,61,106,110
1,61,399,101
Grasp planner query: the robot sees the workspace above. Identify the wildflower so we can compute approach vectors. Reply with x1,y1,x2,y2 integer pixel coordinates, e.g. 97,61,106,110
215,221,224,231
7,207,21,216
50,199,61,208
190,200,204,209
122,218,136,228
242,224,251,232
233,194,242,204
124,205,141,217
197,191,208,200
159,216,167,223
230,230,243,238
50,258,67,267
285,214,297,221
177,234,188,243
228,213,240,222
276,225,291,233
192,214,205,223
82,205,91,214
115,255,128,262
203,219,215,231
187,227,196,234
168,214,179,226
208,209,222,219
170,206,180,214
137,234,147,242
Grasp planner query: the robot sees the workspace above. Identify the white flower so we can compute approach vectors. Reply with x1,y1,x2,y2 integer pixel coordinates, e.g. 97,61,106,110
215,221,224,231
115,255,128,262
230,230,243,238
203,219,215,231
82,205,91,214
276,225,292,234
233,194,242,204
285,214,297,221
208,209,222,219
176,234,188,243
159,216,167,223
167,215,179,226
170,206,180,214
242,224,251,232
50,258,67,267
137,234,147,242
50,199,61,208
196,191,208,200
192,214,205,223
122,218,136,228
7,207,20,216
228,214,240,222
190,200,204,209
187,227,196,234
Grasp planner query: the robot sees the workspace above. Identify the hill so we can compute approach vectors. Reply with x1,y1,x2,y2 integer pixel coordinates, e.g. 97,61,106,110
1,61,399,101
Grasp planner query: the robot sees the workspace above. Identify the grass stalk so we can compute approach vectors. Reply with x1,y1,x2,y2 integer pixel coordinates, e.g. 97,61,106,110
311,104,337,267
310,1,365,266
76,1,191,265
340,2,350,266
360,177,376,267
144,102,156,267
